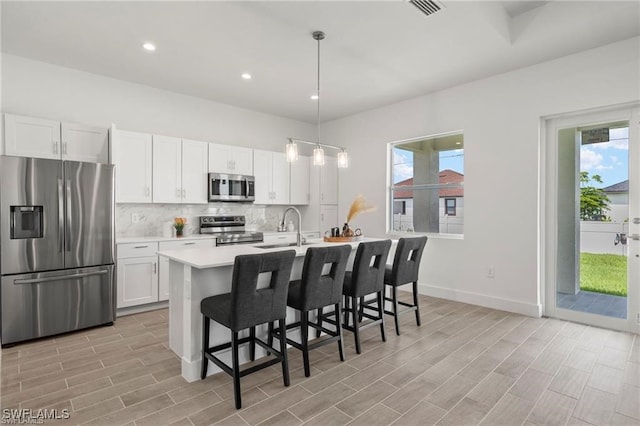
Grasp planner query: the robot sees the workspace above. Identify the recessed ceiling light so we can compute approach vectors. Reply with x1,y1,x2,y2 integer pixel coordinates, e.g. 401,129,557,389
142,42,156,51
310,94,319,100
241,73,252,80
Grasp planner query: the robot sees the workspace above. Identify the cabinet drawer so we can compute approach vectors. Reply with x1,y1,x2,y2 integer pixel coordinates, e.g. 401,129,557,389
159,239,216,251
117,242,159,258
302,232,320,239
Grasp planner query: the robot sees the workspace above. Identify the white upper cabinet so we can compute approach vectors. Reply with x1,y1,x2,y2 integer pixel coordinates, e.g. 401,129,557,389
181,139,208,204
208,143,253,175
112,130,153,203
153,136,209,204
290,155,310,205
61,122,109,163
320,156,338,205
253,149,290,205
4,114,108,163
152,135,182,203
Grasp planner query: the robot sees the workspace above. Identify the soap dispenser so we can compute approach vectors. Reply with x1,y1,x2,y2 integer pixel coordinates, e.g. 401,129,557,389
286,220,295,232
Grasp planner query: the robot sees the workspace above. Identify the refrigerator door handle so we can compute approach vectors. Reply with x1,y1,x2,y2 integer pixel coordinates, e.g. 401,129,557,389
58,178,64,253
13,269,109,285
65,179,72,252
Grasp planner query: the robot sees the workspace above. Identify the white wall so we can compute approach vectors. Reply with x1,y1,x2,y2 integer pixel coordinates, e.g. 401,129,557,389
324,37,640,316
0,54,316,152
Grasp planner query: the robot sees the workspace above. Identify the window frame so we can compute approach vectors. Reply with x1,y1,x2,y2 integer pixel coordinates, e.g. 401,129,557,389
388,131,464,236
445,198,457,216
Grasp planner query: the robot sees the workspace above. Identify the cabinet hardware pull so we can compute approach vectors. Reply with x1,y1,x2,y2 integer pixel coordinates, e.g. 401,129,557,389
184,242,195,245
153,263,157,274
62,142,67,155
53,141,59,154
182,188,186,198
134,245,149,248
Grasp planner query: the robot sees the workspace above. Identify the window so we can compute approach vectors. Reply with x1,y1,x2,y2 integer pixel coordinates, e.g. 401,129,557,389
393,200,406,215
389,132,464,235
445,198,456,216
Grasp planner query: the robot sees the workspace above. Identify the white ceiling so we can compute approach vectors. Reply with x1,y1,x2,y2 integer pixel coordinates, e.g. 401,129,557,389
1,1,638,123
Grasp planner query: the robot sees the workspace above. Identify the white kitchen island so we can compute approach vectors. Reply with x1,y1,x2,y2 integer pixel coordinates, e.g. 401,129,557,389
158,238,388,382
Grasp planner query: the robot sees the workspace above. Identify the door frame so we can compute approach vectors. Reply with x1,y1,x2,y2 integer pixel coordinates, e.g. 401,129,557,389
541,102,640,333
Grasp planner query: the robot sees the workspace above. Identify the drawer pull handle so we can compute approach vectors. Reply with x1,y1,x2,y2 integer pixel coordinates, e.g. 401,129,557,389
184,242,196,245
134,245,149,249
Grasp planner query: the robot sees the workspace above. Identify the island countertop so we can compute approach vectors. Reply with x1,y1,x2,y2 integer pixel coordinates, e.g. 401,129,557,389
157,238,377,269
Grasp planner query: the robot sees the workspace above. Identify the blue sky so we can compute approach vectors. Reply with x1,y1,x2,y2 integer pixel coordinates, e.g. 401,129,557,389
580,127,628,188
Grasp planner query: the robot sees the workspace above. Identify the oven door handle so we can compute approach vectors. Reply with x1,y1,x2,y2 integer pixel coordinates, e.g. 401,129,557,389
245,179,250,198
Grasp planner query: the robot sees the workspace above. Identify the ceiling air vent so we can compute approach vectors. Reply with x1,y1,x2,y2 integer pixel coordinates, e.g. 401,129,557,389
409,0,444,17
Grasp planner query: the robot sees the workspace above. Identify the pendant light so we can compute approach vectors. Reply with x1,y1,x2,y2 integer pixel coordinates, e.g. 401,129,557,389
286,30,349,168
312,31,325,166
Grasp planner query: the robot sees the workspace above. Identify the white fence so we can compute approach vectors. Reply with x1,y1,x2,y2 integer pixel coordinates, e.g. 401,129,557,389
580,221,629,256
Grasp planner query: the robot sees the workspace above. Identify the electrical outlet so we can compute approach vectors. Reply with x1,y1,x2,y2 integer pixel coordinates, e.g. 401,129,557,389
487,266,495,278
131,213,140,223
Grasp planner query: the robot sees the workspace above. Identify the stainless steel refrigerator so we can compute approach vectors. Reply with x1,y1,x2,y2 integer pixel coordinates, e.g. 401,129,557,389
0,156,115,346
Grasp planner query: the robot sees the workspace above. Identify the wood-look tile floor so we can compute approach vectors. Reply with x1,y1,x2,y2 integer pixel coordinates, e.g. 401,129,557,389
1,294,639,426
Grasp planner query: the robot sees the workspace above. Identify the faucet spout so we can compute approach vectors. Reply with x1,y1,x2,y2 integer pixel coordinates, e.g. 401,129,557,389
282,206,303,247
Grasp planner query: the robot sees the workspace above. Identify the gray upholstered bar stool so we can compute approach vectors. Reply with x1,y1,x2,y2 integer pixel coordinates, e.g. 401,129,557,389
340,239,391,354
275,245,351,377
200,250,295,409
383,236,428,335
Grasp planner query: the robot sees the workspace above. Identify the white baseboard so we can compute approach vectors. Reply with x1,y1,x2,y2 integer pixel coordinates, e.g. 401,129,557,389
418,283,542,318
116,301,169,317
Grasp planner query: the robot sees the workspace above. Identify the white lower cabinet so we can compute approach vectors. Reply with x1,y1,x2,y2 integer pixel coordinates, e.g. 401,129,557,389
117,238,217,309
117,243,159,308
158,239,216,302
263,233,296,244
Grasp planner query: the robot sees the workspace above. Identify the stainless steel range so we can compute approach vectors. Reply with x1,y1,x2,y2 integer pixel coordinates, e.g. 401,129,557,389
199,215,263,246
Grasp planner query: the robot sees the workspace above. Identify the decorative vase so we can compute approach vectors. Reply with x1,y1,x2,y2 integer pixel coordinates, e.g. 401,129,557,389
342,223,355,237
176,229,183,237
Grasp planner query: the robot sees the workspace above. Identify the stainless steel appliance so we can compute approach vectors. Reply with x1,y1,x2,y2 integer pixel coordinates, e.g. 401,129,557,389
208,173,255,202
1,156,115,346
199,215,263,246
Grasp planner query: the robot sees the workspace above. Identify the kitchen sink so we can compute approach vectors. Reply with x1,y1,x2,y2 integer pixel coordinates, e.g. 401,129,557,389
254,242,315,249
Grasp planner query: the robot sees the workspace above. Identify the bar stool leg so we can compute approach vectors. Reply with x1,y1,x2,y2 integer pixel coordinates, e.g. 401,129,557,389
231,331,242,409
377,291,386,342
267,322,274,355
343,296,350,328
352,296,361,354
316,307,323,338
335,302,345,361
278,318,290,386
413,281,421,326
301,311,310,377
391,286,401,336
249,327,256,361
201,316,210,380
359,296,364,321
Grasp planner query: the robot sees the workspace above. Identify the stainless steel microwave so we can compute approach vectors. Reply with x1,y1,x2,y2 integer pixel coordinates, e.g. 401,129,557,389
208,173,255,202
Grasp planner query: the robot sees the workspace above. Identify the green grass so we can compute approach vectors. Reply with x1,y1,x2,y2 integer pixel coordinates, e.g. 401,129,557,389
580,252,627,297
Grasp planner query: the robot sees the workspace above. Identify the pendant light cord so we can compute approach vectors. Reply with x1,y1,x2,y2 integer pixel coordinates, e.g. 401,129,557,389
313,31,325,146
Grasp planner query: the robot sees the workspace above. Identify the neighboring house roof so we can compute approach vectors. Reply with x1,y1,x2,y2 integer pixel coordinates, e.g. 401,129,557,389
394,169,464,199
602,180,628,193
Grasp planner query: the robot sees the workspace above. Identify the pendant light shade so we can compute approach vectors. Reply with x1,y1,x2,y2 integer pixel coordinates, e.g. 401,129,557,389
285,140,298,162
313,145,325,166
337,149,349,168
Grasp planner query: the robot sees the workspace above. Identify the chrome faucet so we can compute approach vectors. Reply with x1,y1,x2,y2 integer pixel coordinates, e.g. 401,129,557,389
281,206,302,247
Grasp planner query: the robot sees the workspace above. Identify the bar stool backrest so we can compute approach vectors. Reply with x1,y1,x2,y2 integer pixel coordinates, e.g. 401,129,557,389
390,236,428,286
351,240,392,296
230,250,296,330
299,245,351,311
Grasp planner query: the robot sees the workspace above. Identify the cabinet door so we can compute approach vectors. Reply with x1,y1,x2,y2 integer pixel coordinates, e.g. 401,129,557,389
320,156,338,204
116,256,158,308
263,233,296,244
231,147,254,175
208,142,233,173
320,205,339,234
290,155,310,205
253,149,272,204
4,114,60,159
152,135,182,203
181,139,208,204
61,122,109,163
112,130,152,203
158,255,170,302
271,152,290,205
